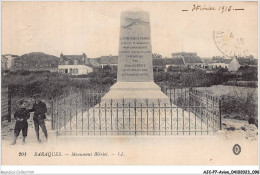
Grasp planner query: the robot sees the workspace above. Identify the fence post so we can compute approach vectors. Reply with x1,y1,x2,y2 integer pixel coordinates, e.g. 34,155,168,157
75,98,78,135
206,94,209,135
7,86,11,122
134,99,137,136
146,99,149,135
170,90,172,103
158,99,161,135
56,97,59,135
63,95,66,133
110,99,113,134
219,98,222,130
51,99,54,130
81,88,84,135
122,99,125,132
128,102,131,135
170,101,173,135
152,103,155,135
99,103,101,135
116,102,119,133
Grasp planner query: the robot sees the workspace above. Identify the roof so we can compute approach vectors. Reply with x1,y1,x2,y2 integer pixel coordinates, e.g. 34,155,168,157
94,56,118,65
153,59,165,66
172,52,197,56
59,54,85,65
164,58,184,65
237,58,257,66
222,59,232,64
59,53,99,67
86,58,100,67
183,56,203,64
152,58,184,67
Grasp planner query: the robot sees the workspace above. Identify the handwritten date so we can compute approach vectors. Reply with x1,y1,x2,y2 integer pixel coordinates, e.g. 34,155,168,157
192,4,232,13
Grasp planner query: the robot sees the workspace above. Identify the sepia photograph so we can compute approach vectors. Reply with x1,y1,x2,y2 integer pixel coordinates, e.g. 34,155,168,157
1,0,259,173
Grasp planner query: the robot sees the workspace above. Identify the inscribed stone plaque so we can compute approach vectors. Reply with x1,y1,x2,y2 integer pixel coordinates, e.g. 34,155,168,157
117,10,153,82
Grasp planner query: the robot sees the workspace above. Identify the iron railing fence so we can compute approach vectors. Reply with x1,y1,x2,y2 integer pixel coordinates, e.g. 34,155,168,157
51,87,222,136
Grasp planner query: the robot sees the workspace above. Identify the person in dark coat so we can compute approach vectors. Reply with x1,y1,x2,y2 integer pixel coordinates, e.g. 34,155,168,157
12,100,30,145
29,94,48,142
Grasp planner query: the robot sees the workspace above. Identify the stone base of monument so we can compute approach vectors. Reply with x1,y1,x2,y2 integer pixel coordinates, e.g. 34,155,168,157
101,82,170,104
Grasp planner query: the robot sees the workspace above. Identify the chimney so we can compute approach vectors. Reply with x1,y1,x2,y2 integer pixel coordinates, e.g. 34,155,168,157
60,52,63,59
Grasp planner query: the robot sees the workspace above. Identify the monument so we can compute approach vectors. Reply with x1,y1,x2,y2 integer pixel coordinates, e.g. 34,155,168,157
101,9,169,104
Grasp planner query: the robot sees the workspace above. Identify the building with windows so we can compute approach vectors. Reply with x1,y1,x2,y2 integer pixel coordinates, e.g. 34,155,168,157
172,52,204,68
207,58,231,69
58,53,99,75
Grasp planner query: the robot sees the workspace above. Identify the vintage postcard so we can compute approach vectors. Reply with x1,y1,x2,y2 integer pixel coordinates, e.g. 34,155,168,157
1,0,259,172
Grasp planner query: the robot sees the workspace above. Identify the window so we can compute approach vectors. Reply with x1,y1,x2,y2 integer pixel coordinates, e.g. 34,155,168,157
65,69,68,73
73,68,78,74
69,68,72,74
74,60,79,65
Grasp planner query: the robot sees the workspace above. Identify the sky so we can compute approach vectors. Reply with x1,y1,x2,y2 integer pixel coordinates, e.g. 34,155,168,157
2,1,258,58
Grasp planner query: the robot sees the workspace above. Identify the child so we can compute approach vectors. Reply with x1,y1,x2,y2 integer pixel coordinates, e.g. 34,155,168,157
12,100,30,145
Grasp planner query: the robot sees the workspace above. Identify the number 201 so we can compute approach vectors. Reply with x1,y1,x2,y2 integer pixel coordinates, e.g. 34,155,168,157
19,152,26,156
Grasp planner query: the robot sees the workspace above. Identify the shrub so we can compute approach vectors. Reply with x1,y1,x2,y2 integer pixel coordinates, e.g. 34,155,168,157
221,88,257,123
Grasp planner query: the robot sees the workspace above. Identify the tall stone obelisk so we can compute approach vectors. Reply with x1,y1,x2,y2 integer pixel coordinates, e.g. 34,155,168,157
101,9,169,104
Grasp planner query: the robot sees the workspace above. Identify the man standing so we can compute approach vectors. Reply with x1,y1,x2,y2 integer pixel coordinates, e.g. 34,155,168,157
29,94,48,143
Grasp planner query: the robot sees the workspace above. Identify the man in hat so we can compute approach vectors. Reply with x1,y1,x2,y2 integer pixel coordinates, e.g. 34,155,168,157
12,100,30,145
29,94,48,142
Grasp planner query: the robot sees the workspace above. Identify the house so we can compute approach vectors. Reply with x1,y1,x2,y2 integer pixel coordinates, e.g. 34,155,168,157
152,58,185,72
165,58,185,68
228,57,258,72
94,55,118,68
58,53,99,75
172,52,204,68
182,56,204,68
207,58,231,69
1,54,19,70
